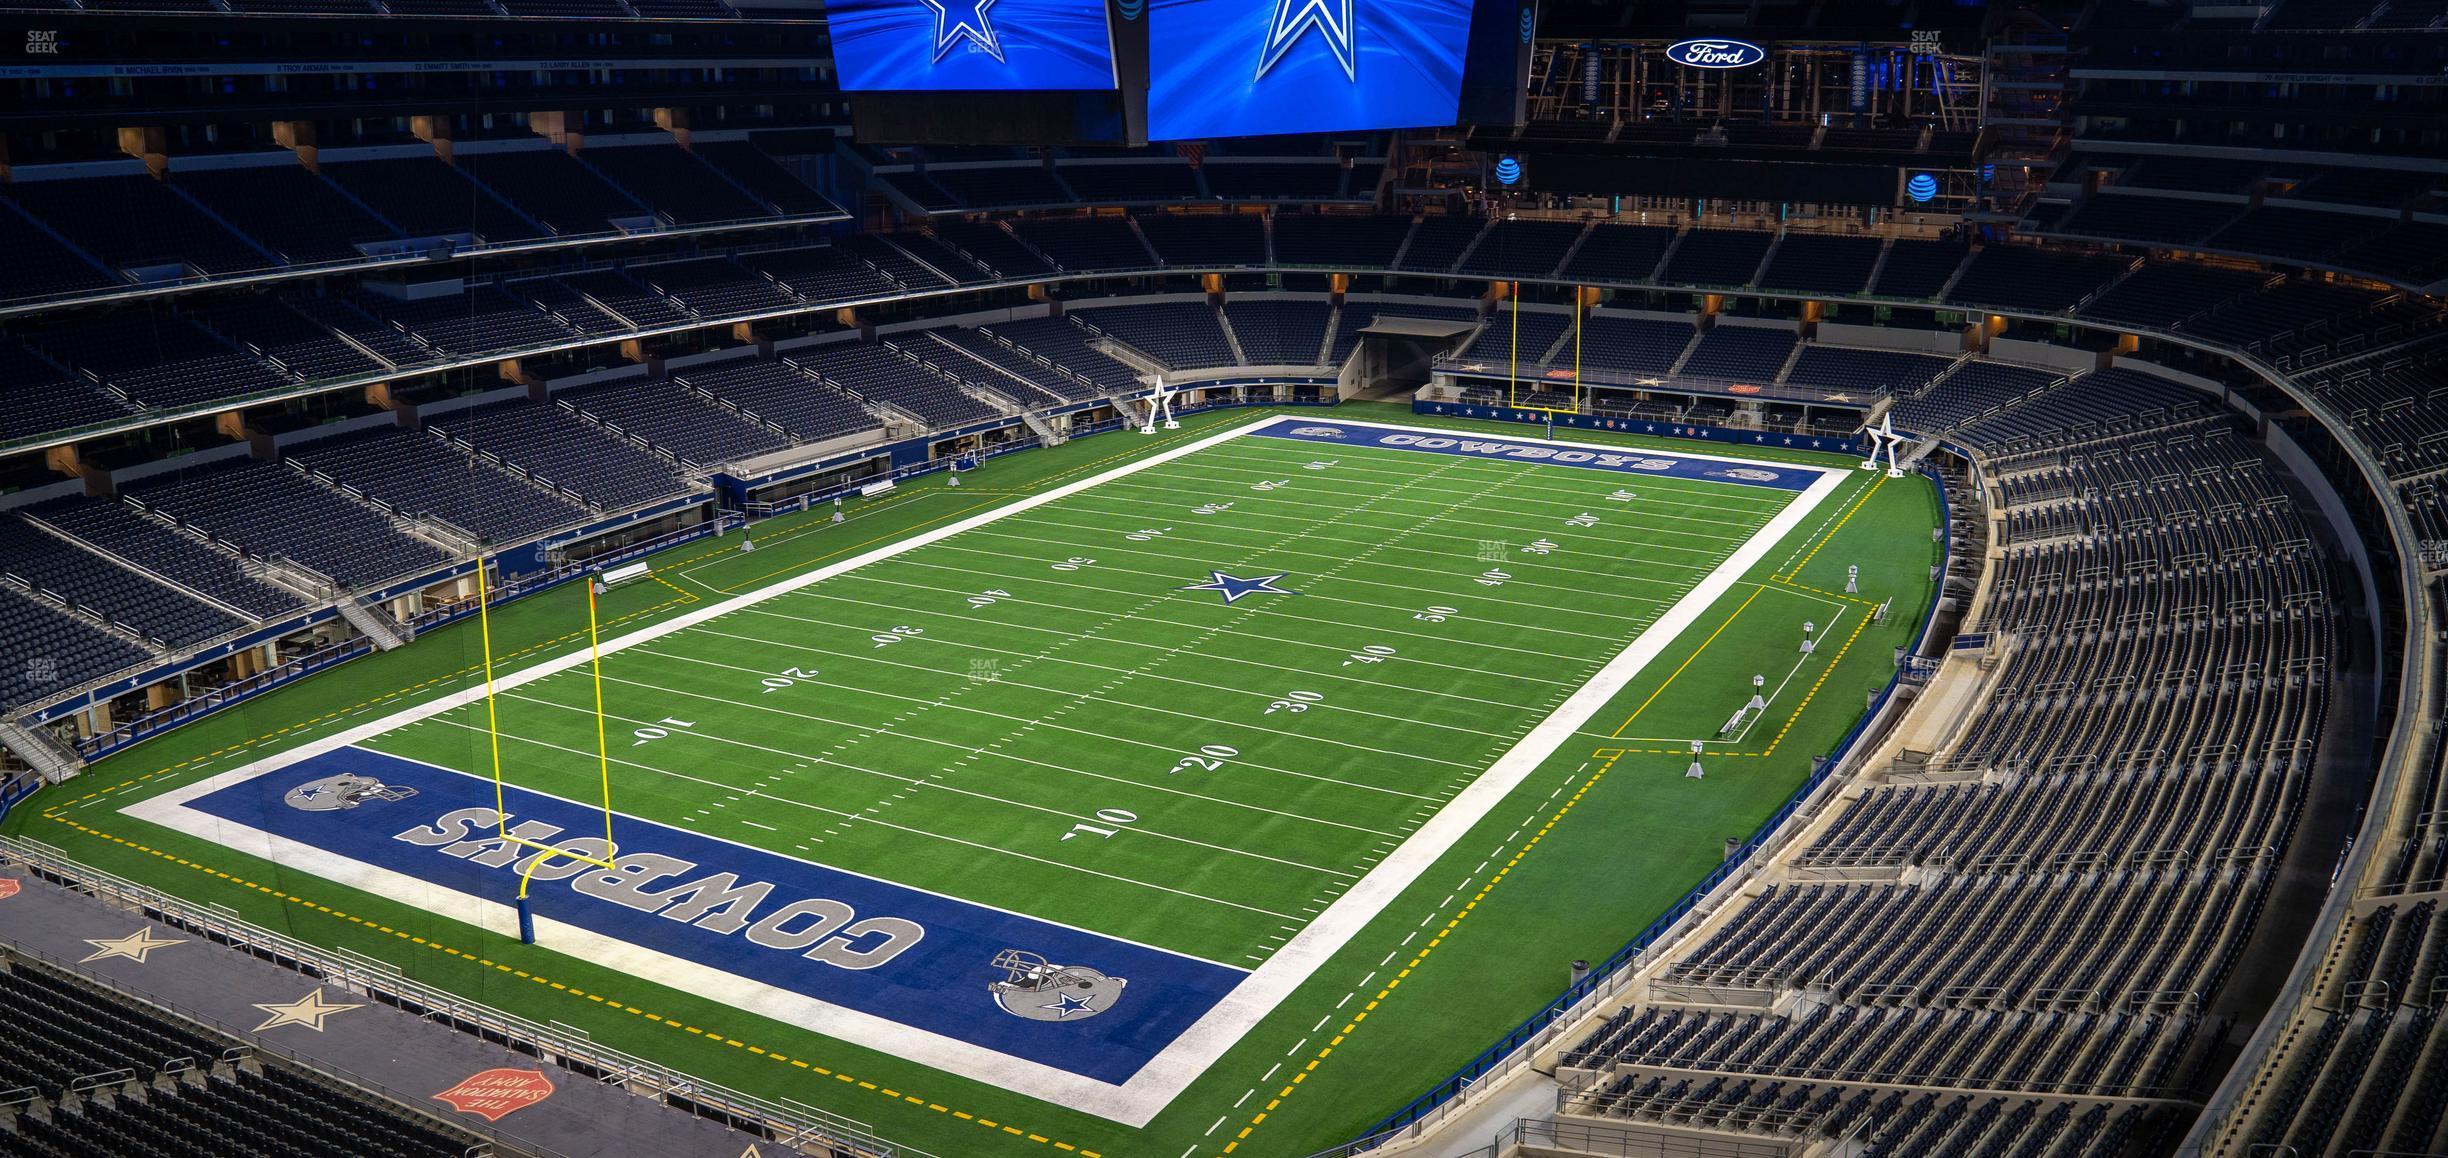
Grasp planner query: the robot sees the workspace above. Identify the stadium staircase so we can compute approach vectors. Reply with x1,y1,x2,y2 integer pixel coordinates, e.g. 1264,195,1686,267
1123,216,1162,267
1383,217,1421,271
1447,219,1499,275
1646,229,1688,283
1935,247,1978,301
1018,410,1066,447
878,235,965,287
1747,232,1786,289
0,719,83,781
336,594,413,651
1214,306,1252,365
1316,306,1343,366
1663,326,1707,377
1863,239,1898,296
1551,221,1600,278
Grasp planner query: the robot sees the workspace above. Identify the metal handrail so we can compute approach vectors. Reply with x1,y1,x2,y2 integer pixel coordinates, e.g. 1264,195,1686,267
0,835,929,1158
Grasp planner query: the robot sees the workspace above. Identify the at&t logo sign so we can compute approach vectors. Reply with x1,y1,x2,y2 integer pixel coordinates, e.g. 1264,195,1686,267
1664,38,1765,69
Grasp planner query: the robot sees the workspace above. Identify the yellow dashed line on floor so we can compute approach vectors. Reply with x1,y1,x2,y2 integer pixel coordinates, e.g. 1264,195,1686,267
1215,752,1624,1156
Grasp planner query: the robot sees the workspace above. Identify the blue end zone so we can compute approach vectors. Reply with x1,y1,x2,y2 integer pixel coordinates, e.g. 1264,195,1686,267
1254,421,1823,492
184,747,1243,1085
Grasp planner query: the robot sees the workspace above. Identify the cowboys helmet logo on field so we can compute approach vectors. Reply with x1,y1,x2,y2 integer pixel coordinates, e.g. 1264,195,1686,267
1710,467,1781,482
284,774,419,812
1288,426,1347,439
987,949,1127,1022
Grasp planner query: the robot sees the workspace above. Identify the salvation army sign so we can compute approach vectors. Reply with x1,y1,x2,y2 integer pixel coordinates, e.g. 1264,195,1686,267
433,1068,555,1121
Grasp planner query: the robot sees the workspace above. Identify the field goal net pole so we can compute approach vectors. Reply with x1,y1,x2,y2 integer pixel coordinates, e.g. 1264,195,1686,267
1503,280,1579,422
471,563,619,945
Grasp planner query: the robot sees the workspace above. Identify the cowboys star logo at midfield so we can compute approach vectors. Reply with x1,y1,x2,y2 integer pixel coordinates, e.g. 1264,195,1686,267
285,774,418,812
1257,0,1356,81
1179,570,1296,604
987,949,1128,1022
917,0,1004,63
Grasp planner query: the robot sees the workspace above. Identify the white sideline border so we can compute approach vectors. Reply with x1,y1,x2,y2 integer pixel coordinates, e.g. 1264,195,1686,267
125,413,1849,1126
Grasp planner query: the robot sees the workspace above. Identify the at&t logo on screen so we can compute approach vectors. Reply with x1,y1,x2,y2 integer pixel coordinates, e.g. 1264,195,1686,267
1664,38,1766,69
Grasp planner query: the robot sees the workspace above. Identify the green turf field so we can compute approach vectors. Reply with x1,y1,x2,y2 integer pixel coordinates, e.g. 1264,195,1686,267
10,403,1941,1158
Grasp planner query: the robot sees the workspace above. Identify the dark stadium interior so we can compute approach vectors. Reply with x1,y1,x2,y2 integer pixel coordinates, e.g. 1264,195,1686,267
0,0,2442,1155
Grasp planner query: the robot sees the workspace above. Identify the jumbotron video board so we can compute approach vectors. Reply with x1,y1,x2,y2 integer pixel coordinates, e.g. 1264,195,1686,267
826,0,1119,91
1146,0,1475,138
824,0,1530,143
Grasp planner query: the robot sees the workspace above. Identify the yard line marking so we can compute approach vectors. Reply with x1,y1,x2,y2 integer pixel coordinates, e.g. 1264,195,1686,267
685,625,1495,772
952,524,1682,636
1118,470,1776,539
1172,446,1790,518
776,575,1541,712
125,414,1848,1128
1081,475,1754,554
570,669,1414,830
716,605,1516,740
842,553,1596,685
413,716,1308,920
1029,492,1738,562
490,690,1367,877
636,640,1452,798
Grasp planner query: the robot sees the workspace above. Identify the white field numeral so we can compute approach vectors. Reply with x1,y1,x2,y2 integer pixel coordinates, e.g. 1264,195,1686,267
631,716,697,747
1264,690,1323,715
1171,744,1239,775
760,666,817,694
1343,644,1397,667
1062,808,1140,842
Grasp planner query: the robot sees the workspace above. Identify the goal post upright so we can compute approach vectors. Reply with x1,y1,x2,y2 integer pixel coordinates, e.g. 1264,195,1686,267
469,561,619,944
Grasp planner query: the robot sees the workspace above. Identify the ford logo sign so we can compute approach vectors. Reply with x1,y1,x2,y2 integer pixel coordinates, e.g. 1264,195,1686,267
1665,38,1767,69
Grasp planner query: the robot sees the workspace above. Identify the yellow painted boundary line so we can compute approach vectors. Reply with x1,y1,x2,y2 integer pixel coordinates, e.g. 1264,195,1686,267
1777,473,1885,583
37,810,1101,1156
1606,587,1765,738
42,590,700,816
1217,751,1624,1156
19,428,1272,1157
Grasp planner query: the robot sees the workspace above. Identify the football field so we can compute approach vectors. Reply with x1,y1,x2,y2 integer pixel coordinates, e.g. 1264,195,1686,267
120,414,1847,1124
